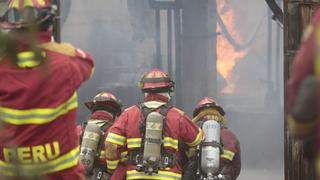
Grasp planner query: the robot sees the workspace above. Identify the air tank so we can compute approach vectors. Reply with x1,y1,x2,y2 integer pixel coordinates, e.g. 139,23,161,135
201,120,221,175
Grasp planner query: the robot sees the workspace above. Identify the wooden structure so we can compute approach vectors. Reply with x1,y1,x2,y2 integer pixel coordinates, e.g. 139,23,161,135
284,0,319,179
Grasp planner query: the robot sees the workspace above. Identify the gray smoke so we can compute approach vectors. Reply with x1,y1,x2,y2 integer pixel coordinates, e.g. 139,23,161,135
61,0,284,180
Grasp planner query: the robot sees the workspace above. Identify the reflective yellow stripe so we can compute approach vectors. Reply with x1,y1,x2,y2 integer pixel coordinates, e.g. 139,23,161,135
107,159,120,170
16,51,46,68
9,0,46,8
17,60,41,68
106,133,126,146
0,93,78,125
120,151,128,162
107,164,117,170
127,138,142,148
163,137,178,150
9,0,20,8
127,170,181,180
23,0,36,7
315,24,320,76
287,115,316,137
121,151,128,157
99,150,106,159
127,137,178,149
107,159,120,165
0,146,80,176
221,149,235,161
186,128,203,147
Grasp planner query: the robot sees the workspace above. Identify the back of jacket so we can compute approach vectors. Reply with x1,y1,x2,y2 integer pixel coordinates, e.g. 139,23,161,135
0,39,94,177
106,101,203,180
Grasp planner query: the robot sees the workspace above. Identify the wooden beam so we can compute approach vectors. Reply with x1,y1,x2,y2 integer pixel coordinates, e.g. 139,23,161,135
284,1,320,179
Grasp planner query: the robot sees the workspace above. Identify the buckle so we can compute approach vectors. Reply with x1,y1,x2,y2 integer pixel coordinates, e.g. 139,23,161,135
164,156,169,165
135,154,140,164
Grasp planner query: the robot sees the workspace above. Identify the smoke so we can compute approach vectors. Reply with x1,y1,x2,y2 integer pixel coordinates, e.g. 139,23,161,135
61,0,284,179
216,0,284,179
61,0,156,119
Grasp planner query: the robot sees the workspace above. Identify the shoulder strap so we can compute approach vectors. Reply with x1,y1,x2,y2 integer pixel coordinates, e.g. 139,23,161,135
138,103,172,152
138,103,171,136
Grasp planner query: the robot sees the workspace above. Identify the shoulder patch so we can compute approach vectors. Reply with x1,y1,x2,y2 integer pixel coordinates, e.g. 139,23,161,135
172,107,185,115
39,42,76,57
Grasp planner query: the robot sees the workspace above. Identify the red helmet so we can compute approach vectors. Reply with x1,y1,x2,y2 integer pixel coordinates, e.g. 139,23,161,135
0,0,56,29
139,68,174,93
85,92,122,117
193,97,225,117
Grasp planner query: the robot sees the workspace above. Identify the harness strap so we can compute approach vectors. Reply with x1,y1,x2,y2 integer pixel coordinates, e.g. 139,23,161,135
128,149,177,168
202,141,224,153
136,103,172,167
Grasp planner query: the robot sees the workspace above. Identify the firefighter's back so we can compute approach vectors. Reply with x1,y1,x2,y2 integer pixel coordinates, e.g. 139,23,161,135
0,41,94,179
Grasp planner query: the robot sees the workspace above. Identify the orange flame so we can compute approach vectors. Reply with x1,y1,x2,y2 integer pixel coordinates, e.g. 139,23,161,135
217,0,247,93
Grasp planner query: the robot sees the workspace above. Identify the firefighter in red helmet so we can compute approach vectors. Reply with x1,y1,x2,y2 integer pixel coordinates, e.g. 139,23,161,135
105,68,203,180
79,91,127,180
0,0,94,179
183,97,241,180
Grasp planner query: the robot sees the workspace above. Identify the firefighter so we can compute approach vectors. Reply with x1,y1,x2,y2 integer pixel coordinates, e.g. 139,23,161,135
183,97,241,180
286,8,320,178
0,0,94,179
104,68,203,180
79,91,126,180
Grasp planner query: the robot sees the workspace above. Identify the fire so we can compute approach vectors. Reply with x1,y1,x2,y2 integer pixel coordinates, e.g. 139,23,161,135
216,0,247,93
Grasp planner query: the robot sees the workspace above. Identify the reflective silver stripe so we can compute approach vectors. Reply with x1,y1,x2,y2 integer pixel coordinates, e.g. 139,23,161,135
127,137,178,149
16,51,45,68
0,93,78,125
127,170,181,180
106,133,126,146
143,101,166,108
18,58,37,62
127,138,141,148
0,146,80,176
163,138,178,150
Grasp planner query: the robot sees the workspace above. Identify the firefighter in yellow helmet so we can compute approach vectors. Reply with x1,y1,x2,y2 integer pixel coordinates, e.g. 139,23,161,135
0,0,57,30
0,0,94,179
104,68,203,180
183,97,241,180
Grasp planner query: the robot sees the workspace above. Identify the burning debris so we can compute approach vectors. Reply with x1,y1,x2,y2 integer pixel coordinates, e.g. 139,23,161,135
216,0,248,94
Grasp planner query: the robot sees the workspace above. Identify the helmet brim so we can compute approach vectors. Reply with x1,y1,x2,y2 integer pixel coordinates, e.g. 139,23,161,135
193,105,225,117
0,22,21,29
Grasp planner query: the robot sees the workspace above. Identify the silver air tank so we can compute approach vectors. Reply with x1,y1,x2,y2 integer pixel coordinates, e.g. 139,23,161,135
142,112,164,174
201,120,221,175
79,122,101,175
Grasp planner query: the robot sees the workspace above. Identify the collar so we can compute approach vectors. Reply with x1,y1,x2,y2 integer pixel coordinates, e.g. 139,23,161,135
12,31,52,50
89,110,114,123
144,93,169,103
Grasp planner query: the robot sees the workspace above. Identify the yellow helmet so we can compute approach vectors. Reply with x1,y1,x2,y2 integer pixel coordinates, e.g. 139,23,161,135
0,0,57,29
9,0,50,9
